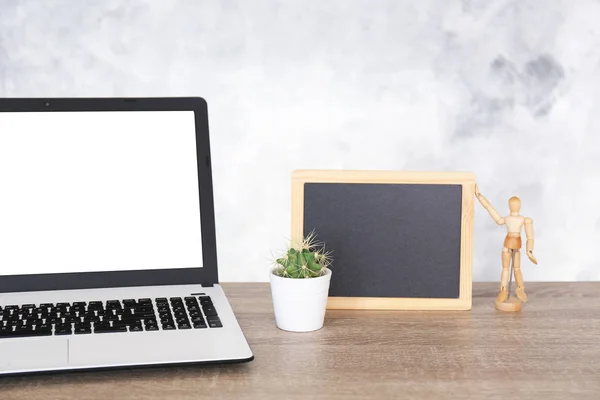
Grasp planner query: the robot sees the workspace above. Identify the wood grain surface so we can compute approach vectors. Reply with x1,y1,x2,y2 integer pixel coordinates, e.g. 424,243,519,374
1,282,599,400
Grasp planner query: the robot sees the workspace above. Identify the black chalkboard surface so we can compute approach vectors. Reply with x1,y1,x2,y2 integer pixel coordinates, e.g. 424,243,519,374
291,171,475,310
304,183,462,299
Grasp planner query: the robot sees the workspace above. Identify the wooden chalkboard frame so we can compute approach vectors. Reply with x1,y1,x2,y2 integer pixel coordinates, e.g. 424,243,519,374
291,170,475,310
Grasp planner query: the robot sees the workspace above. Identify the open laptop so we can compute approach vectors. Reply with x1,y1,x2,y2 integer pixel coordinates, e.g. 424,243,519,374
0,97,253,375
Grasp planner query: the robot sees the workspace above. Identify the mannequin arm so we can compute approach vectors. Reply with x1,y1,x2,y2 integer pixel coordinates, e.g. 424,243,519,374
474,185,505,225
524,217,534,251
524,217,538,264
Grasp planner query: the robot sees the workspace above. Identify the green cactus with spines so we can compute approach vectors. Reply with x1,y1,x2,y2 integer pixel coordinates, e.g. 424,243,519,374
273,232,332,279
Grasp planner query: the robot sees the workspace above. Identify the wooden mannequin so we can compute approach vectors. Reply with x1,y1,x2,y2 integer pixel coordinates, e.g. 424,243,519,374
475,185,537,311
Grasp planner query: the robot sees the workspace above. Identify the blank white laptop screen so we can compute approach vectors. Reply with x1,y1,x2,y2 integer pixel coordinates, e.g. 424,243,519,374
0,111,203,276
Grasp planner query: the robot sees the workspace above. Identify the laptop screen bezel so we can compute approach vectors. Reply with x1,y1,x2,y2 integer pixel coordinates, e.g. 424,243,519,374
0,97,218,292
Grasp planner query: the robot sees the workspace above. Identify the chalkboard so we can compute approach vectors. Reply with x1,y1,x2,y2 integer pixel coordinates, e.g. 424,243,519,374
291,170,474,310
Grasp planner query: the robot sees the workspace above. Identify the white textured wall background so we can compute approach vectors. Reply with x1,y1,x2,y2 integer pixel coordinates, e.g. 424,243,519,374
1,0,599,282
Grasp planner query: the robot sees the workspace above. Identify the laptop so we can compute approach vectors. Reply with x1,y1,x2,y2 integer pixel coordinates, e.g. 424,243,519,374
0,97,253,375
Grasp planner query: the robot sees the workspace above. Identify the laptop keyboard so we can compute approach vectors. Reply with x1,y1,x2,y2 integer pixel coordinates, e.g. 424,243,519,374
0,296,222,339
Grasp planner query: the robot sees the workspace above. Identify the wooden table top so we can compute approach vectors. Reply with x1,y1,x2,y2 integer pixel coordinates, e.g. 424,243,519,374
1,282,599,399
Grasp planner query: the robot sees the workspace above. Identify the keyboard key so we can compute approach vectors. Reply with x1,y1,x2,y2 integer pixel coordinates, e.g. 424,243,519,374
202,307,218,317
109,320,125,329
95,324,127,333
193,321,207,329
124,319,143,327
105,312,120,322
75,325,92,334
129,324,143,332
14,325,31,333
74,322,91,330
128,318,142,325
162,322,176,330
56,323,72,332
161,319,175,327
42,307,56,316
137,310,155,319
88,301,103,309
123,309,136,316
207,317,222,328
146,324,159,331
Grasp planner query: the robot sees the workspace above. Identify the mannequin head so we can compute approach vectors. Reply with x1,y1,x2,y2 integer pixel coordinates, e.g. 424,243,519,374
509,196,521,214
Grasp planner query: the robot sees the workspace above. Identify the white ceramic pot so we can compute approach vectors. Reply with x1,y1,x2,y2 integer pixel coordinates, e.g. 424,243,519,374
269,268,332,332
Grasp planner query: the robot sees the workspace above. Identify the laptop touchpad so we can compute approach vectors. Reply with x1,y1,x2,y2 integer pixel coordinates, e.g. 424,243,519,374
0,338,69,370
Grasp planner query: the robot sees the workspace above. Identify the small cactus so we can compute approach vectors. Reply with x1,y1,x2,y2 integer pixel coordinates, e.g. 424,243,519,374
273,232,332,279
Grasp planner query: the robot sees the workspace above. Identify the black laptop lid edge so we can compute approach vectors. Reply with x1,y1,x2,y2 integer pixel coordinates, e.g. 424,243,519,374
0,97,218,292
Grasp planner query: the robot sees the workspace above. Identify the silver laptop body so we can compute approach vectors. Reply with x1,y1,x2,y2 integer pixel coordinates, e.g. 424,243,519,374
0,98,253,375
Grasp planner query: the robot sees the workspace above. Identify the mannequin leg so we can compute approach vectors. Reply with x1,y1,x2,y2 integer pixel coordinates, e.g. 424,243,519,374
497,248,511,302
513,250,528,302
